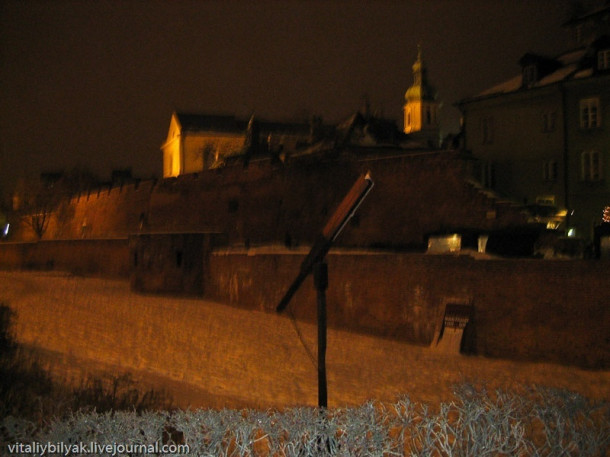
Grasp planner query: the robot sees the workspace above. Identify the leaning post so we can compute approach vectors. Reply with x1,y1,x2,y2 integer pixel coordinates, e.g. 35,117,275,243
276,172,374,408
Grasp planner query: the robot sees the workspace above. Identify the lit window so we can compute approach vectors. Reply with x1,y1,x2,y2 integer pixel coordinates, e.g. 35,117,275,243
543,159,557,182
580,98,601,129
481,117,494,144
542,111,556,132
536,195,556,206
581,150,603,181
598,49,610,70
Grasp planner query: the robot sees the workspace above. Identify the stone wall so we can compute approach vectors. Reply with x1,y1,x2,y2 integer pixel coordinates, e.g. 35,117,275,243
1,238,607,368
0,239,129,277
129,232,226,295
13,151,528,248
207,248,610,369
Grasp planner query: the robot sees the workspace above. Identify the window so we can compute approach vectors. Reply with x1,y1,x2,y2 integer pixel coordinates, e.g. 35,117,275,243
536,195,556,206
523,64,538,86
228,199,239,213
481,117,494,144
481,160,495,189
581,150,603,181
542,111,556,132
543,159,558,182
598,49,610,70
580,98,601,129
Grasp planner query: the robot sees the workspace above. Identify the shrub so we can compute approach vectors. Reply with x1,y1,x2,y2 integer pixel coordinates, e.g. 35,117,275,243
0,303,172,426
2,385,608,456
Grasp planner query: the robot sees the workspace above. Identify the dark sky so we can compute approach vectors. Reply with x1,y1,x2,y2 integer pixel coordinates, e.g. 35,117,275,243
0,0,586,193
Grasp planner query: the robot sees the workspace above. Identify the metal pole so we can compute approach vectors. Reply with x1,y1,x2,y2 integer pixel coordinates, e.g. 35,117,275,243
313,261,328,409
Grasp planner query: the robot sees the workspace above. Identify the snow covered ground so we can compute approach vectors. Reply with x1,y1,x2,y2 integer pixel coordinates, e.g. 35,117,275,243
1,271,608,410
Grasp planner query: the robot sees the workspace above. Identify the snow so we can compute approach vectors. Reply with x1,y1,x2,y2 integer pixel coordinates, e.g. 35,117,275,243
474,48,590,98
574,68,594,79
1,271,608,410
537,64,578,86
477,75,523,97
557,48,586,65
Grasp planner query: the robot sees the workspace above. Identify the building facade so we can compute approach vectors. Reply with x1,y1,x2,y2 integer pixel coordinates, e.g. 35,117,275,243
457,5,610,239
161,112,311,178
162,47,444,179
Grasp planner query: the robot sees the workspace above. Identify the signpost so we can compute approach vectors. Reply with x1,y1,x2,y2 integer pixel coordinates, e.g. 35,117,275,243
277,172,374,408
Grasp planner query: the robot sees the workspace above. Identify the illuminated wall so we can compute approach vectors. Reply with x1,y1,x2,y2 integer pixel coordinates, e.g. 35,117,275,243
404,100,439,135
163,137,181,178
162,128,245,178
162,115,183,177
160,111,312,178
10,151,529,244
403,47,440,146
182,133,245,174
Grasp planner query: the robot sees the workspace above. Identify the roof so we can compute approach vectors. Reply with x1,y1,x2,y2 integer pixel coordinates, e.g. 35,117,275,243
175,113,243,133
174,112,310,135
459,42,609,104
562,4,610,27
334,111,407,147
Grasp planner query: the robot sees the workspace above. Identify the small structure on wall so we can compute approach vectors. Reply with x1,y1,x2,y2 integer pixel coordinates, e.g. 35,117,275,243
431,303,475,354
129,232,226,295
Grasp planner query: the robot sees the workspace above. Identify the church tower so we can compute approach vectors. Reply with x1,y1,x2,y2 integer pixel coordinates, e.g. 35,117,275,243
403,46,440,146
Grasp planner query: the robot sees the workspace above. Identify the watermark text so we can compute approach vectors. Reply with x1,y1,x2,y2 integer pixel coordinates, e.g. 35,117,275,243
6,441,190,456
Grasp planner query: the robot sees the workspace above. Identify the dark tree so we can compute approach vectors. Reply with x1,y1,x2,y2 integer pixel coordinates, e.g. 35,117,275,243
12,168,99,239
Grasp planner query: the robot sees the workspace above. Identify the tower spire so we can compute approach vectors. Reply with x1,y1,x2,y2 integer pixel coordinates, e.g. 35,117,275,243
403,45,440,147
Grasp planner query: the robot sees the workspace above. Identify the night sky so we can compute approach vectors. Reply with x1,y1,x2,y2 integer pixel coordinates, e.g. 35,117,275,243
0,0,585,194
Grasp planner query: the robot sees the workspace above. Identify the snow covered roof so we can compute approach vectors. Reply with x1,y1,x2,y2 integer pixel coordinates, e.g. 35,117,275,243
558,48,587,65
460,43,607,103
477,75,523,97
562,4,610,26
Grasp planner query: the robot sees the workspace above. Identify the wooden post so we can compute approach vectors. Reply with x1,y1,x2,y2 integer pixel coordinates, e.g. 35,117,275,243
314,261,328,409
276,173,373,409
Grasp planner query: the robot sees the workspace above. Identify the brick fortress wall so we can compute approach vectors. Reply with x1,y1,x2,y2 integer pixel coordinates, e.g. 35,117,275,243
208,249,610,369
1,241,607,368
0,239,129,277
17,150,527,248
5,151,601,368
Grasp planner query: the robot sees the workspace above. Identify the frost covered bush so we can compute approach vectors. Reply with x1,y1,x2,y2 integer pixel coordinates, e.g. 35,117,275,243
2,385,608,456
